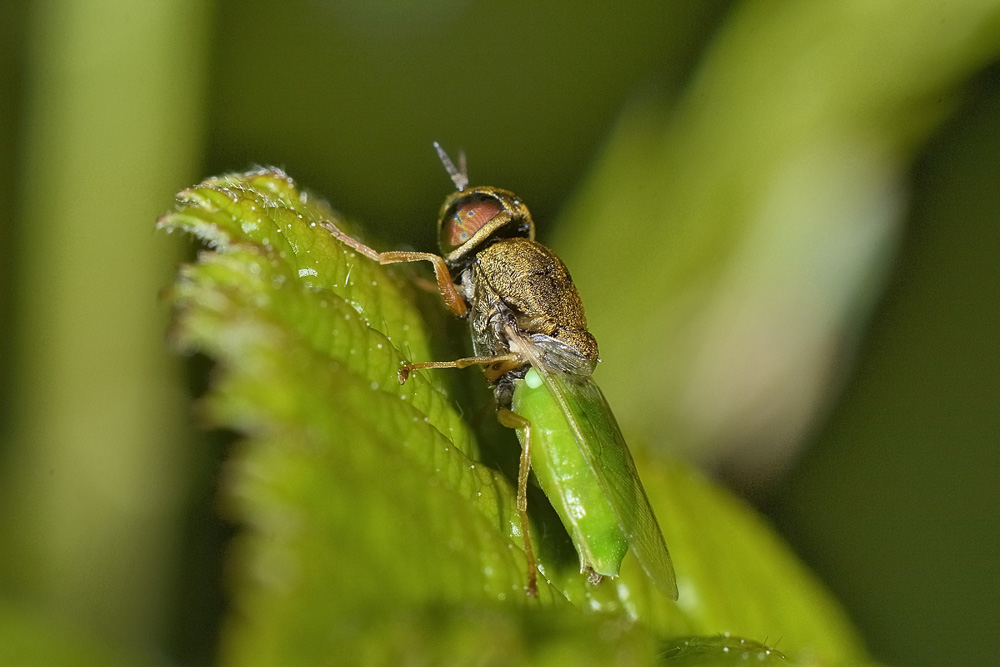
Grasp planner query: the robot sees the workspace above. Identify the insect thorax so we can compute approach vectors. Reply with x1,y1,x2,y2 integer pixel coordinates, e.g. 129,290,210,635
464,237,599,404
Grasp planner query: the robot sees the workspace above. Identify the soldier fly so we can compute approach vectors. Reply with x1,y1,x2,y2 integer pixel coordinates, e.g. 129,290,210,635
322,144,677,599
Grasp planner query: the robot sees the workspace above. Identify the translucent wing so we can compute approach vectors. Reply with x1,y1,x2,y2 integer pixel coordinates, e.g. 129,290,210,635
510,330,678,599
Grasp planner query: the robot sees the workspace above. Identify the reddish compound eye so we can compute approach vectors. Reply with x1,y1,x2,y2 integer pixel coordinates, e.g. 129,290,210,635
443,198,502,250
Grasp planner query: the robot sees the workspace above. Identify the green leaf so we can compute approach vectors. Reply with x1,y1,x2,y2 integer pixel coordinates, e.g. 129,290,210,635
660,635,788,666
160,168,875,665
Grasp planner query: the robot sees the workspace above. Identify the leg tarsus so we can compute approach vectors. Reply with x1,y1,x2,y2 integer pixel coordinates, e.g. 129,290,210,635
320,221,381,262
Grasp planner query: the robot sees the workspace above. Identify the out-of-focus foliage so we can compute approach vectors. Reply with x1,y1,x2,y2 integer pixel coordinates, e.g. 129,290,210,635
557,3,1000,483
0,0,212,660
0,602,150,667
769,67,1000,663
0,0,997,665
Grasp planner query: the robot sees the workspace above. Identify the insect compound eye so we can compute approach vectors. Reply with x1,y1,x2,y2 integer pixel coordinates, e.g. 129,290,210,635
442,196,503,251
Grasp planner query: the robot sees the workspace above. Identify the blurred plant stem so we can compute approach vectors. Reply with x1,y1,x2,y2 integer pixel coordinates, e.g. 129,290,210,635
0,0,210,651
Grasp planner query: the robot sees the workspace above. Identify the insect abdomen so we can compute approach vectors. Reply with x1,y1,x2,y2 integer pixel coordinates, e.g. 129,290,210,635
512,371,628,578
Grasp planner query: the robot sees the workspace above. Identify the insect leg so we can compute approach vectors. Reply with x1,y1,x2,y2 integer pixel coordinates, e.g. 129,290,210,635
321,221,467,317
497,408,537,597
398,353,521,384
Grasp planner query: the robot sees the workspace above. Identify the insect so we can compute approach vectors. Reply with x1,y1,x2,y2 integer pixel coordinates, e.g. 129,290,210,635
322,143,677,599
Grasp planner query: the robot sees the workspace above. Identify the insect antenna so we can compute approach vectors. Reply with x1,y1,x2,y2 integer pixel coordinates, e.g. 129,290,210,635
433,141,469,192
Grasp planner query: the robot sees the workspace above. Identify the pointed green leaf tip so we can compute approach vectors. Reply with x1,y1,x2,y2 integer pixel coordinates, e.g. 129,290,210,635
160,168,875,666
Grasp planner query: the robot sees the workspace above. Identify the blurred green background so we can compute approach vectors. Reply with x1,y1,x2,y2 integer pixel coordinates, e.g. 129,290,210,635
0,1,997,665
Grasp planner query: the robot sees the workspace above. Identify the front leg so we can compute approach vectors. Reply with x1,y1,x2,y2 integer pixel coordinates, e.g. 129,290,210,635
321,220,467,317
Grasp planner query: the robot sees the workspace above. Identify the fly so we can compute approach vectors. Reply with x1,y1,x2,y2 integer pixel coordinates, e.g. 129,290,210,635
322,143,677,599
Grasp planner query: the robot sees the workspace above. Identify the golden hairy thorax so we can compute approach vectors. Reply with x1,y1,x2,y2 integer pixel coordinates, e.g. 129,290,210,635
467,237,599,369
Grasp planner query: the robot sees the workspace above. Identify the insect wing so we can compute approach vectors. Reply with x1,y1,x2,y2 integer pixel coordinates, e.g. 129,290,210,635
550,374,678,598
513,333,678,598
